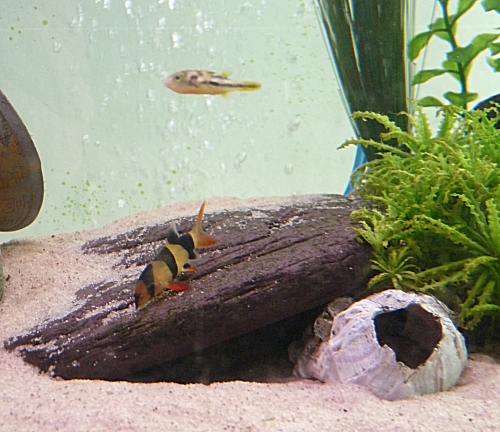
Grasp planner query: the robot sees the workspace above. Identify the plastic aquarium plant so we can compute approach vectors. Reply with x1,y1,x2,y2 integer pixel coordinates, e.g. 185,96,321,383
316,0,412,162
341,105,500,330
410,0,500,108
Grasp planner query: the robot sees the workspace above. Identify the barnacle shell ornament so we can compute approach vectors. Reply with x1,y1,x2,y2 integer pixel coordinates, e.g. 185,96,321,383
290,290,468,400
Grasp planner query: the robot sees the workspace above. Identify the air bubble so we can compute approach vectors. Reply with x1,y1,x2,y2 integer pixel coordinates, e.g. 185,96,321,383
109,27,118,39
234,152,247,170
115,76,124,88
237,2,253,13
171,32,182,49
169,100,179,113
208,45,217,57
168,0,177,9
101,94,110,108
284,163,294,175
53,41,62,53
147,88,155,103
82,135,90,145
117,199,126,208
167,120,176,132
125,0,133,17
294,1,312,17
103,0,111,9
205,96,215,108
138,104,144,122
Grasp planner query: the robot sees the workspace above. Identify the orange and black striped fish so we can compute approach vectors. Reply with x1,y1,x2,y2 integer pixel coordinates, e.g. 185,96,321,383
135,202,217,309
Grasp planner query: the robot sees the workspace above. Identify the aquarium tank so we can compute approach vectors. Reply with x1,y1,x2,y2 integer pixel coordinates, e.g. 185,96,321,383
3,0,500,418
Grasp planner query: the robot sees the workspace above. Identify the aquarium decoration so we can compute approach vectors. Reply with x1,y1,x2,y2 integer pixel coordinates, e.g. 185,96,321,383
292,290,467,400
316,0,412,163
409,0,500,108
0,90,44,232
0,90,44,300
342,105,500,330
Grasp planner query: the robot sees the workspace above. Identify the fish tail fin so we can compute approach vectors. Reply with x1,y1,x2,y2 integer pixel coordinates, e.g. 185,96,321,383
191,201,218,248
241,81,261,91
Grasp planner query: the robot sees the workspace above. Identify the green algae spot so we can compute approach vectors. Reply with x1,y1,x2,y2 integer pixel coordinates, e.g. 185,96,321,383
42,20,48,25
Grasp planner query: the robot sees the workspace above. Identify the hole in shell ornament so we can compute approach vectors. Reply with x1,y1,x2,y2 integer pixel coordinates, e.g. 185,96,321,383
290,290,468,400
0,90,44,232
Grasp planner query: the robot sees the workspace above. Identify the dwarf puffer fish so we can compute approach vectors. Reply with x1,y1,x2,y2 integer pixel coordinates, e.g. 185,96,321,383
165,70,261,96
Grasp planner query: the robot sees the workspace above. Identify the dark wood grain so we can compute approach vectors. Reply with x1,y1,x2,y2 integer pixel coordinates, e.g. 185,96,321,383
4,195,372,380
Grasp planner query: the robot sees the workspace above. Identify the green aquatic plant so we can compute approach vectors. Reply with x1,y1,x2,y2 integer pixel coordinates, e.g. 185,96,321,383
341,105,500,329
316,0,412,161
410,0,500,108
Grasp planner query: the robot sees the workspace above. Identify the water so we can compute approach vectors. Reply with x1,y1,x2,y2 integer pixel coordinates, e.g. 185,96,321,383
0,0,497,241
0,0,358,241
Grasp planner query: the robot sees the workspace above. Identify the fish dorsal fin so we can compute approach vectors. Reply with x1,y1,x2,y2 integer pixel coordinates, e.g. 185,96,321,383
191,201,218,248
165,222,180,243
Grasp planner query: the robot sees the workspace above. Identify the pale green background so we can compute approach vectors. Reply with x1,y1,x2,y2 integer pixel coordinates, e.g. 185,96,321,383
0,0,498,242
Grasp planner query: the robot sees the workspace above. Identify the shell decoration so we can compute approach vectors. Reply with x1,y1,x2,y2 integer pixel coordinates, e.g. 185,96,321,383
290,290,468,400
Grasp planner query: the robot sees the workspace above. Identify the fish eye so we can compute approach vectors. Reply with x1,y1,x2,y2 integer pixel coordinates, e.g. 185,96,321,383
174,74,181,81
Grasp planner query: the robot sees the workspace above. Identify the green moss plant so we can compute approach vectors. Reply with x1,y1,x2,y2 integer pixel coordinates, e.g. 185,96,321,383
410,0,500,108
341,104,500,329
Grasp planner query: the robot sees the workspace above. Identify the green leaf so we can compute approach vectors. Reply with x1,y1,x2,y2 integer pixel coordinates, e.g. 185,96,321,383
472,32,500,49
482,0,500,13
446,34,500,74
444,91,479,107
489,42,500,55
487,56,500,71
447,45,476,63
408,31,433,60
412,69,447,84
442,60,462,81
486,199,500,253
417,96,444,107
458,0,477,17
430,17,454,42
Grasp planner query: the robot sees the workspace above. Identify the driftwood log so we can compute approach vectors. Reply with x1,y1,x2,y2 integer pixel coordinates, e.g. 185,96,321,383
4,195,372,381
